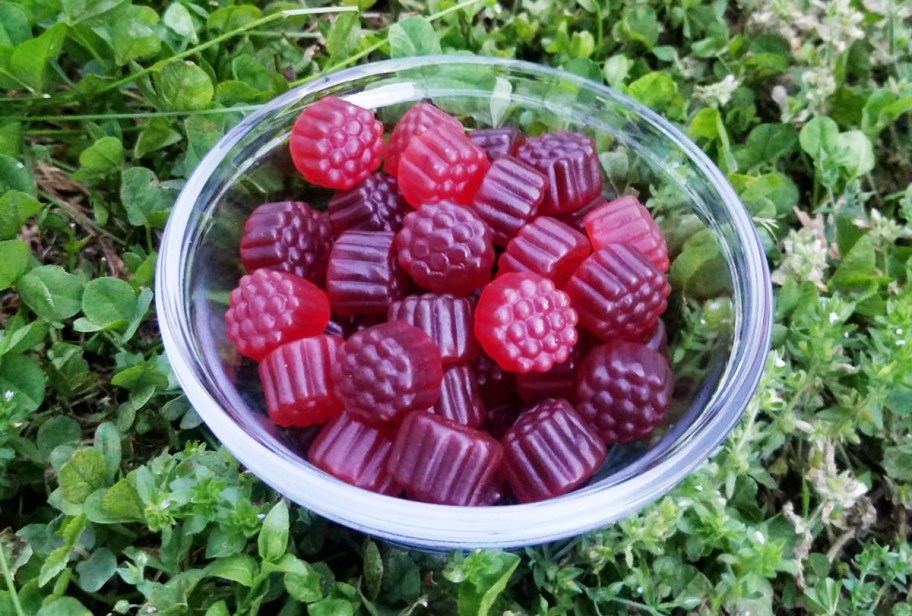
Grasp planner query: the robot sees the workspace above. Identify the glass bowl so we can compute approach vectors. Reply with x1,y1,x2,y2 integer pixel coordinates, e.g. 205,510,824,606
156,56,772,550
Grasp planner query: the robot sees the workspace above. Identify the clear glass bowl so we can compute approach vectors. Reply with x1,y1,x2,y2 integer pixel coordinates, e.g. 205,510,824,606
156,56,772,550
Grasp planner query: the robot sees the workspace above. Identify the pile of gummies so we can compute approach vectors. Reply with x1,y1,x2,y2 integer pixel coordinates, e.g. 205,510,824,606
224,96,674,505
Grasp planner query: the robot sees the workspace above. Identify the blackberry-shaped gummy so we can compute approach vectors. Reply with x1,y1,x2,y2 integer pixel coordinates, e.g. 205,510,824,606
385,103,464,177
259,335,343,427
326,230,407,316
225,269,331,361
583,195,669,272
468,127,526,161
470,157,548,247
431,364,487,428
515,341,587,404
502,398,606,503
239,201,332,285
387,411,503,506
397,125,490,207
327,172,409,235
474,272,579,373
576,341,674,444
396,201,495,296
516,131,602,214
497,216,591,288
566,244,670,342
309,411,399,495
331,321,443,424
387,293,479,364
289,96,384,190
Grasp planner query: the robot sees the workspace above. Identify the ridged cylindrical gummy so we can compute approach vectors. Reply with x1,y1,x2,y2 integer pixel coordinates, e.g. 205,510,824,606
471,157,548,247
309,411,399,495
387,293,479,364
431,365,487,428
497,216,591,287
326,230,406,316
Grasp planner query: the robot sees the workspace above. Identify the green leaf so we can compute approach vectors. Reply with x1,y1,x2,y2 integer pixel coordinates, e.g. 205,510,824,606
152,61,214,111
79,277,137,330
93,422,121,484
883,445,912,481
832,130,875,180
0,239,29,290
602,54,631,89
17,265,85,322
100,477,144,521
204,602,230,616
388,16,442,58
119,167,175,227
0,190,42,239
110,5,162,66
326,11,360,63
60,0,127,25
284,563,323,602
0,154,32,194
59,448,107,505
381,550,421,604
258,500,289,562
0,2,31,47
626,72,683,119
363,540,382,600
35,597,92,616
37,416,82,460
162,2,197,42
799,116,839,161
308,599,354,616
0,315,48,356
75,547,117,593
0,529,32,577
0,353,46,413
803,578,842,615
205,553,258,587
861,88,912,138
9,23,67,92
207,5,261,32
134,117,183,159
830,233,880,290
744,123,797,163
73,136,124,182
0,121,21,157
669,229,731,298
619,5,659,48
444,551,521,616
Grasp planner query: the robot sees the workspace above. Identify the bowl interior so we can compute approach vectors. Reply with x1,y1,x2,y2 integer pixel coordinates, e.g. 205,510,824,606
159,58,770,549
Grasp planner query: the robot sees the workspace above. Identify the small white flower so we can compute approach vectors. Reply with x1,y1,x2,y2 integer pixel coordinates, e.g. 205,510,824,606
693,75,741,108
772,228,830,289
829,312,840,324
3,390,13,402
160,500,171,509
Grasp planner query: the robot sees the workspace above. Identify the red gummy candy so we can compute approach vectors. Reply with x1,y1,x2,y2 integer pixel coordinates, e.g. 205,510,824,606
640,318,668,356
239,201,333,286
484,402,526,440
225,269,330,361
515,341,587,404
332,321,443,424
468,128,526,161
576,341,674,444
470,157,548,247
309,411,399,495
474,353,518,409
387,293,479,364
502,398,606,503
516,131,602,214
566,244,670,342
385,103,463,178
387,411,502,505
289,96,384,190
259,335,343,428
327,172,409,235
326,230,406,316
397,125,490,207
474,272,578,373
583,195,670,272
497,216,591,288
396,201,495,296
431,364,486,428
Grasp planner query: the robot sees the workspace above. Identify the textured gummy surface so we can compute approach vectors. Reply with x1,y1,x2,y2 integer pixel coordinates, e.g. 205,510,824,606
332,321,443,424
576,341,674,445
498,216,591,287
326,230,406,316
566,244,670,341
239,201,332,285
516,131,602,214
502,398,606,503
309,411,399,495
327,172,409,235
396,201,495,296
431,364,487,428
259,335,343,428
397,125,490,207
470,157,548,247
289,96,384,190
385,103,463,178
583,195,670,272
387,293,479,364
468,128,526,161
387,411,503,506
474,272,578,373
515,341,586,404
225,269,331,361
474,353,518,409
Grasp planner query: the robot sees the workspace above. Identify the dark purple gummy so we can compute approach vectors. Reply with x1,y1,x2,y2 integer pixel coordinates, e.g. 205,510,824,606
470,156,548,247
387,293,479,364
327,172,409,235
516,131,603,214
468,128,526,161
326,230,407,316
475,353,518,408
431,364,487,428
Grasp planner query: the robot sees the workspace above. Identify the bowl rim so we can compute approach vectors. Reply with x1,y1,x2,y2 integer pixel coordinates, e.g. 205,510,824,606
156,55,772,549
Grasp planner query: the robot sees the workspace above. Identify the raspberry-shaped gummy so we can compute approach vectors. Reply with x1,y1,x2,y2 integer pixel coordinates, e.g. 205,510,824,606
583,195,669,272
259,335,343,428
397,125,490,207
498,216,591,288
516,131,602,214
502,398,606,503
326,230,407,316
289,95,384,190
576,341,674,444
309,411,399,495
470,157,548,247
386,103,464,177
327,172,409,235
566,244,670,342
387,293,479,364
225,269,330,362
387,411,503,506
474,272,578,373
239,201,332,285
396,201,495,296
468,128,526,161
332,321,443,424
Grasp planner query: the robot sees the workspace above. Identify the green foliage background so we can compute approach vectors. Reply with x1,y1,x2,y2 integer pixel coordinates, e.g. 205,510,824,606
1,0,911,614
